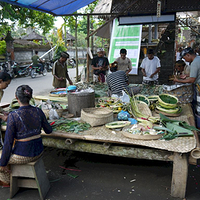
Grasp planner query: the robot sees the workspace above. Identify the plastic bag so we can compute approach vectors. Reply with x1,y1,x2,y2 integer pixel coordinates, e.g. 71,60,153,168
119,91,130,103
128,118,137,125
117,110,130,121
49,108,59,120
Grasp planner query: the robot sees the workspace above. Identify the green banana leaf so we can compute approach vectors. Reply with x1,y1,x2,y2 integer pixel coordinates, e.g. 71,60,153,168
166,122,193,135
160,113,199,132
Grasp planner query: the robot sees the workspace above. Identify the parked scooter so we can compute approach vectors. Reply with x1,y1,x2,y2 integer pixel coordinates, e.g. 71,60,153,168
0,61,16,78
17,64,32,77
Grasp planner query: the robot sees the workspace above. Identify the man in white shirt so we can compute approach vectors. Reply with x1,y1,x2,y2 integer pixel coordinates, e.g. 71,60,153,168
140,49,161,85
115,49,132,75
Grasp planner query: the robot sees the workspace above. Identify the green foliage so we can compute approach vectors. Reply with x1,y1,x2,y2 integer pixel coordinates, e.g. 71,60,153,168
0,2,55,35
53,41,67,61
0,40,6,55
61,1,107,48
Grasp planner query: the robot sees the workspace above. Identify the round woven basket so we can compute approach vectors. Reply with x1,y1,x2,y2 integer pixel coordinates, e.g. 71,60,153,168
136,101,152,117
81,107,113,127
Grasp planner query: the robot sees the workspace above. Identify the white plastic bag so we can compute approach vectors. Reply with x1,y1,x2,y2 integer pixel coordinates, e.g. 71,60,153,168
119,91,130,103
49,109,59,120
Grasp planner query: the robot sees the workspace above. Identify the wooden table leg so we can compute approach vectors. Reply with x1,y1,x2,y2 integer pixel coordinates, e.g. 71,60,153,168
171,152,188,198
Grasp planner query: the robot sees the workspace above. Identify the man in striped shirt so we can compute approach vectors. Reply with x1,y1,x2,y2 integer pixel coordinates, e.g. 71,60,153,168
106,62,130,96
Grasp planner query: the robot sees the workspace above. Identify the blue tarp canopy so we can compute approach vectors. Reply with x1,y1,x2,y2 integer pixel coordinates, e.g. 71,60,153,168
0,0,96,16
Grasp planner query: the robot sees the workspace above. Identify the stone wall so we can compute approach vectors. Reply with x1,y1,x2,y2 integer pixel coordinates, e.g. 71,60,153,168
13,47,88,64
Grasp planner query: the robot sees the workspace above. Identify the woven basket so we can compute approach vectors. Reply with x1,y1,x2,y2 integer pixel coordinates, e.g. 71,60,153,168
81,107,114,127
136,101,152,117
163,84,193,104
42,109,63,119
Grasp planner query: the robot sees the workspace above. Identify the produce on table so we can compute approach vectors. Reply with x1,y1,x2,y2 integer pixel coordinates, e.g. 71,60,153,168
124,124,164,136
96,97,125,113
49,119,91,133
158,94,178,108
156,94,181,115
148,95,159,111
105,121,131,129
135,94,150,106
147,95,159,102
156,104,182,114
136,101,152,117
137,118,153,129
129,95,160,124
153,113,196,140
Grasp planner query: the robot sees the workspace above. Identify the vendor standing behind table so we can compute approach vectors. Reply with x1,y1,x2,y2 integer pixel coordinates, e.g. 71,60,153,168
52,51,73,89
140,49,161,85
174,60,190,79
115,48,132,75
107,62,131,97
91,48,109,83
0,85,52,185
173,47,200,119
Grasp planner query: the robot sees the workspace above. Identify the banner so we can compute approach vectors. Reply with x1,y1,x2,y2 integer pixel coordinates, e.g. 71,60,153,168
108,19,142,75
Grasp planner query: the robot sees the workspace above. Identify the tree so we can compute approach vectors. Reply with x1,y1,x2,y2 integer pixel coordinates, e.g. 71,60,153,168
61,1,107,48
0,2,55,35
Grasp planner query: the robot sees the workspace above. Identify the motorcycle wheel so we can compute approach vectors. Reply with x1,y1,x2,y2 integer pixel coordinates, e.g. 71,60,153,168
24,68,30,77
46,64,52,72
31,69,37,78
42,68,47,76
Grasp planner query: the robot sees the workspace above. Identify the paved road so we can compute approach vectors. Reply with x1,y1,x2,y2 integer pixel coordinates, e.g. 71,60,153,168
2,66,84,103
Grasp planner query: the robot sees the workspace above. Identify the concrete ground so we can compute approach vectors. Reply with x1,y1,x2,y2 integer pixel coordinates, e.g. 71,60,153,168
0,70,200,200
0,147,200,200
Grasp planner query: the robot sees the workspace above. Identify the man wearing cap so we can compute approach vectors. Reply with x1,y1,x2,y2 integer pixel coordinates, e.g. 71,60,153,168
91,48,109,83
140,49,161,85
52,51,73,88
174,47,200,124
115,48,132,75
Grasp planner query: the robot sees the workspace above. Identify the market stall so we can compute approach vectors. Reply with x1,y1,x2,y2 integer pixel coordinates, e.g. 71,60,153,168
31,83,199,199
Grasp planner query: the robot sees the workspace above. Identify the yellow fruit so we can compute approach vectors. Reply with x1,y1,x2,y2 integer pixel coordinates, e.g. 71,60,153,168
118,107,122,111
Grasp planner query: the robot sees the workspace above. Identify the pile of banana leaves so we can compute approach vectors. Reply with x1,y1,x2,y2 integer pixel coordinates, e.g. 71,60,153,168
154,114,199,140
49,118,91,134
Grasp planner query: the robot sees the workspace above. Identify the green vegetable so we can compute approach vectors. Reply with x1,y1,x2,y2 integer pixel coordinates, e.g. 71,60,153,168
158,94,178,109
49,118,91,134
135,95,150,106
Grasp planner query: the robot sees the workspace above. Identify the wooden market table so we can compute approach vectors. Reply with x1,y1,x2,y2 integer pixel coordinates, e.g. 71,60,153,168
41,104,199,198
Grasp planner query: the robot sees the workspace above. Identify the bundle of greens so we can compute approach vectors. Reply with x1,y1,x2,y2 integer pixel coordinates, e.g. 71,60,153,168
49,119,91,134
153,113,197,140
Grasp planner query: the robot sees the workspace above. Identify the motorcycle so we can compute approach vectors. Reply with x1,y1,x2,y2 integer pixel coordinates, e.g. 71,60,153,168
0,61,16,78
17,64,32,77
30,64,47,78
67,58,76,68
45,59,53,72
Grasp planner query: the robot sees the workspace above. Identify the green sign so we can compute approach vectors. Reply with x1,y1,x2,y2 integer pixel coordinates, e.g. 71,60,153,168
108,19,142,74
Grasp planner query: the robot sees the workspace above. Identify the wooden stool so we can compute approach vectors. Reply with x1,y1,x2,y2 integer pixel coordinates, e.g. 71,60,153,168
10,158,50,200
